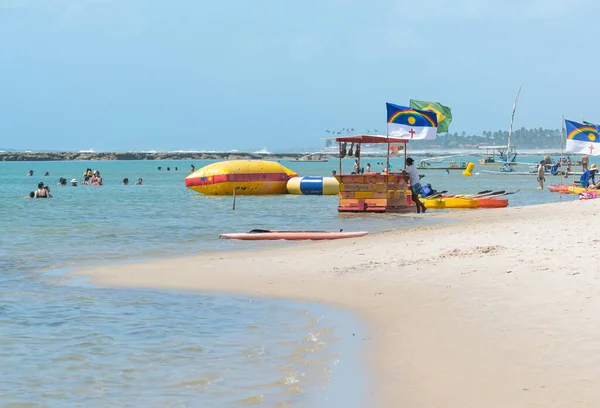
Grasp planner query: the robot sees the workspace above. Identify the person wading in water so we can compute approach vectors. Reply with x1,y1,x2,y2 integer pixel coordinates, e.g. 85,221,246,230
34,182,48,198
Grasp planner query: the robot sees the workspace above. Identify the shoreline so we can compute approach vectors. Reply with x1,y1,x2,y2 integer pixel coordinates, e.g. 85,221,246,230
75,200,600,407
1,150,566,162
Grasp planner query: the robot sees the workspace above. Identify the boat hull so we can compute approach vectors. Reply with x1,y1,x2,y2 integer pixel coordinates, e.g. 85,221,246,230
417,166,466,171
185,160,298,195
478,162,518,167
219,231,368,240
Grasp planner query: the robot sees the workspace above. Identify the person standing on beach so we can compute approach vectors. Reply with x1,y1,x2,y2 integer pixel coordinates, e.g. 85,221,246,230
537,160,545,190
582,154,589,172
403,158,426,214
580,164,598,188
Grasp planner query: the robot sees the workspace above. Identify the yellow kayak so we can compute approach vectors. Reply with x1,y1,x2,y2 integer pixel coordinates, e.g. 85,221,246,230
421,197,445,209
422,197,478,209
443,197,478,209
567,186,596,195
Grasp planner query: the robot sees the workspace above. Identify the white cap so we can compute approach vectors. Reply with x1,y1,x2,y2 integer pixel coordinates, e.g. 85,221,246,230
71,178,78,183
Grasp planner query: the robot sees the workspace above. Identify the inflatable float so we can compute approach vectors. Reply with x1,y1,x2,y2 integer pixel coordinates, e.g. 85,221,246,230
286,176,339,195
185,160,298,195
219,229,368,241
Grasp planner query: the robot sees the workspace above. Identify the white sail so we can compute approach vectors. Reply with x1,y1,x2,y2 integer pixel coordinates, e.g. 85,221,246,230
507,84,522,162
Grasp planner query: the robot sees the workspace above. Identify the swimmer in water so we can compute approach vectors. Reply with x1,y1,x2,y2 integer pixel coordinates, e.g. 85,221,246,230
34,182,48,198
24,191,34,198
123,178,129,185
136,178,143,185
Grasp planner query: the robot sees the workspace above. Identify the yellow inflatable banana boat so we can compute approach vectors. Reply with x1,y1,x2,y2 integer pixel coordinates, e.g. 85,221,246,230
185,160,298,195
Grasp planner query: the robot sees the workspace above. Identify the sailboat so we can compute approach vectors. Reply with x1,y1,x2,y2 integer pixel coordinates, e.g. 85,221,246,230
481,85,523,174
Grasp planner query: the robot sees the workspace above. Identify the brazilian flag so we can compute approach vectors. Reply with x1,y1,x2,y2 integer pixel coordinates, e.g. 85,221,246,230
409,100,452,133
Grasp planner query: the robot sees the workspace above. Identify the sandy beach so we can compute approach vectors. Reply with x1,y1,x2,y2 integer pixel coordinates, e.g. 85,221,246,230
77,199,600,407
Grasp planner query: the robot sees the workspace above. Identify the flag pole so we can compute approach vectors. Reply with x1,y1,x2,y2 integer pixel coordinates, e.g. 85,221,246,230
386,108,391,176
560,115,564,202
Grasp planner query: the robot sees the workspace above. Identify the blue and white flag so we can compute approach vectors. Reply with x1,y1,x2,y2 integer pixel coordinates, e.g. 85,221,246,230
386,103,438,140
565,119,600,156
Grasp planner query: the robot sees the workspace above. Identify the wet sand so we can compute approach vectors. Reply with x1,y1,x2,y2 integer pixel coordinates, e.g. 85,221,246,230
77,199,600,407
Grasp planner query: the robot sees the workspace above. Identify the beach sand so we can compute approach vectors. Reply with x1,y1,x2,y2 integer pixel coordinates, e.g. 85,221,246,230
77,199,600,407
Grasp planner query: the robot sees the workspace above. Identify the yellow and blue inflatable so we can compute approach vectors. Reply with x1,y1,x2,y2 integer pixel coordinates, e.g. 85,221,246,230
286,176,339,195
185,160,298,195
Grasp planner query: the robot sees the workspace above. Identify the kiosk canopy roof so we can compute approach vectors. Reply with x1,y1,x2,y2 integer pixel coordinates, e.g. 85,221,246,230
327,134,409,144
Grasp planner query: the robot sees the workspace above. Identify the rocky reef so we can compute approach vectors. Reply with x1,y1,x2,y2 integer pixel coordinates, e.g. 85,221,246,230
0,151,333,162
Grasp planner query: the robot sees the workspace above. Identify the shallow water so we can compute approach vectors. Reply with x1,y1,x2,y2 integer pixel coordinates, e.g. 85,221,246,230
0,156,581,406
0,271,365,407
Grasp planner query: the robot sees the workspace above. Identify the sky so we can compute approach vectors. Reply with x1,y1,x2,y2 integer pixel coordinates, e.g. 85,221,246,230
0,0,598,151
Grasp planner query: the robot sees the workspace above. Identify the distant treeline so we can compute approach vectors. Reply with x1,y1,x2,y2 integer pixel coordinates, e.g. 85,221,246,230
324,127,564,149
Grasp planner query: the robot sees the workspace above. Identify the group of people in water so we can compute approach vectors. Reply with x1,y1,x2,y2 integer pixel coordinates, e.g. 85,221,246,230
25,164,197,198
25,167,145,198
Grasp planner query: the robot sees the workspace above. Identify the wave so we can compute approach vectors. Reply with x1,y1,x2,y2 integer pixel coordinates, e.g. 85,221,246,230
253,147,272,154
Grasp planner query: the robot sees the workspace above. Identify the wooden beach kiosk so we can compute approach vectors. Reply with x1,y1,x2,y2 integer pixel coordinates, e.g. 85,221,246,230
331,135,411,213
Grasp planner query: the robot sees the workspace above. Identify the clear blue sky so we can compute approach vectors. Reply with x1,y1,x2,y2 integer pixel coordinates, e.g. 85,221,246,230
0,0,598,151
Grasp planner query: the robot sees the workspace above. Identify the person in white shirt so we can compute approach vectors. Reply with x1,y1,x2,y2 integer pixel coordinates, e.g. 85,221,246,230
403,157,426,213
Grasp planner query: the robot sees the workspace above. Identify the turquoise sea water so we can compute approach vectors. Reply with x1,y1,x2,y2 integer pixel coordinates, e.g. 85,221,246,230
0,156,583,406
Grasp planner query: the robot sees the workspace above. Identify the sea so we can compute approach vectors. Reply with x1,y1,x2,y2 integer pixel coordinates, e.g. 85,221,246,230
0,155,582,407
